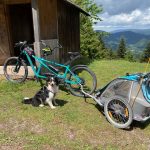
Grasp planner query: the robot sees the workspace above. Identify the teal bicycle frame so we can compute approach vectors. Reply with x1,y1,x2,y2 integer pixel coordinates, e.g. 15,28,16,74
22,50,82,85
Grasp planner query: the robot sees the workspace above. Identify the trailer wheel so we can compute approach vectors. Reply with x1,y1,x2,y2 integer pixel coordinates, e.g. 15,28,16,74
104,96,133,129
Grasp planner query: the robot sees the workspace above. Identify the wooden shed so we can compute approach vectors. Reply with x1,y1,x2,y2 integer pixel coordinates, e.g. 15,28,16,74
0,0,89,65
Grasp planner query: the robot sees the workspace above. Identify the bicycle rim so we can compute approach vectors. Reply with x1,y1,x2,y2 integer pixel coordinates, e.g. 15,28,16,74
4,57,28,83
68,67,97,97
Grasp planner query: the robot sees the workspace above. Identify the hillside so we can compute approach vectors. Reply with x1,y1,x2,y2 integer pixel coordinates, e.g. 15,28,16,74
97,29,150,53
113,29,150,35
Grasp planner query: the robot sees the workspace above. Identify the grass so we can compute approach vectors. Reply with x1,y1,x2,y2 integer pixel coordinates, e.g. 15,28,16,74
0,60,150,150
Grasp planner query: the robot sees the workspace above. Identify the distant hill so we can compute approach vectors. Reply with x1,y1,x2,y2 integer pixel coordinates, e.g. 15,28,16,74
112,29,150,35
97,29,150,53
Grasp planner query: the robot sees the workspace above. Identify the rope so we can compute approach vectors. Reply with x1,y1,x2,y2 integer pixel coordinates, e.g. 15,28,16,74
144,57,150,73
131,77,143,108
131,58,150,107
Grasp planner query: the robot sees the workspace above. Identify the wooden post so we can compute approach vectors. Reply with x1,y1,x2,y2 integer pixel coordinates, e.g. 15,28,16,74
0,3,11,64
31,0,41,57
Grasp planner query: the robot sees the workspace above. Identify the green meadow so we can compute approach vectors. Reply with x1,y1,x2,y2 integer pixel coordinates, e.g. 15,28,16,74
0,60,150,150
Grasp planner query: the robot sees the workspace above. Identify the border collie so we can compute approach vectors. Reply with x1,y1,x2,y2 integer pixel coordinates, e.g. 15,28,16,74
22,77,59,109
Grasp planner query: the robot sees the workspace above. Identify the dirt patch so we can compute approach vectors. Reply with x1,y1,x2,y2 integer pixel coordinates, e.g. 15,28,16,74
0,118,47,135
0,145,23,150
86,126,150,149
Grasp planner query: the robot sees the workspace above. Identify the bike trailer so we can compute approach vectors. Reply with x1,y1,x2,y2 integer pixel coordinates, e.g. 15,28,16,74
95,73,150,128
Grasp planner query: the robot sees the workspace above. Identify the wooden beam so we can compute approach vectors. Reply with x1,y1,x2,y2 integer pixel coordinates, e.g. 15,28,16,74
31,0,41,58
4,0,31,4
0,4,11,64
32,0,40,42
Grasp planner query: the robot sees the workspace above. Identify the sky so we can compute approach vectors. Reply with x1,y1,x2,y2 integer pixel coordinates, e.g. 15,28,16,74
93,0,150,32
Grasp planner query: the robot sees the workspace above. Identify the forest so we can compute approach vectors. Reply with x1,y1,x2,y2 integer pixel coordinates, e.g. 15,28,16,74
72,0,150,62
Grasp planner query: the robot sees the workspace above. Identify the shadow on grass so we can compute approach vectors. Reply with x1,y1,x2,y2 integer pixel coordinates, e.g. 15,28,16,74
95,103,105,115
94,104,150,130
59,85,70,95
55,99,68,107
131,120,150,129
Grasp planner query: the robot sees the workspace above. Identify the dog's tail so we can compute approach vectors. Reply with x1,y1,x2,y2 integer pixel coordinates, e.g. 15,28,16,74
22,97,32,104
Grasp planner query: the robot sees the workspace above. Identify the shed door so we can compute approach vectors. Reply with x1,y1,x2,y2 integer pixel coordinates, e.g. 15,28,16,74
0,5,10,65
8,3,34,56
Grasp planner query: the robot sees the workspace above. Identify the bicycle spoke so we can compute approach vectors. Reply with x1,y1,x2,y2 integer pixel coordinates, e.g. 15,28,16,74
107,99,129,124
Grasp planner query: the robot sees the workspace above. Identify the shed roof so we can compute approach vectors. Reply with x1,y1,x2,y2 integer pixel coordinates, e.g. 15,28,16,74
63,0,90,16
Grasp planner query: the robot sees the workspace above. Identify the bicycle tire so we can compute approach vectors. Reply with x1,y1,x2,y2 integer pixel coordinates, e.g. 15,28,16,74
68,66,97,97
3,57,28,83
104,96,133,129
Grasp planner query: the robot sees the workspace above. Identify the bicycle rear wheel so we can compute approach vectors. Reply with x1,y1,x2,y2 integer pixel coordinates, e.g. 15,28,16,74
68,66,97,97
3,57,28,83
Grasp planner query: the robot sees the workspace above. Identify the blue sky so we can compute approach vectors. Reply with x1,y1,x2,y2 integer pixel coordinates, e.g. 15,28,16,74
93,0,150,31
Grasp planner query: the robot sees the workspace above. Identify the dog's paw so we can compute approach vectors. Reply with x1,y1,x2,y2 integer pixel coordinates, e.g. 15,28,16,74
51,106,56,109
24,97,30,100
39,104,44,107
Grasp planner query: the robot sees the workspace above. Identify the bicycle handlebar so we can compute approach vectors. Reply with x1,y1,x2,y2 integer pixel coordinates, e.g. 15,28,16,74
15,41,27,47
15,40,62,50
41,40,62,51
14,40,63,57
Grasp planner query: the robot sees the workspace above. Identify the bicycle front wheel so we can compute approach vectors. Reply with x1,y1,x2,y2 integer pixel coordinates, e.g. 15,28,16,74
68,66,97,97
3,57,28,83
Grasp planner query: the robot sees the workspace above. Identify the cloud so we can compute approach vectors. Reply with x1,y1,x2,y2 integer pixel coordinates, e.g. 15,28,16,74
93,0,150,31
94,0,150,15
102,9,142,25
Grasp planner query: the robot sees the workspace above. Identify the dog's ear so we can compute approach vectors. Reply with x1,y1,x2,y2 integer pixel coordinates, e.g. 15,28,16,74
45,76,50,86
54,77,60,86
46,76,51,81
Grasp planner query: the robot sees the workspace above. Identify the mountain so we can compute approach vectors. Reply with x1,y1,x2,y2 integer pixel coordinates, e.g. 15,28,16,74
100,29,150,53
112,29,150,35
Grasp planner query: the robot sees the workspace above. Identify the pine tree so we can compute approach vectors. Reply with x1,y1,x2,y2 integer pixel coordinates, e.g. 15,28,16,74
140,42,150,62
108,48,117,59
71,0,108,59
125,50,135,62
117,37,127,59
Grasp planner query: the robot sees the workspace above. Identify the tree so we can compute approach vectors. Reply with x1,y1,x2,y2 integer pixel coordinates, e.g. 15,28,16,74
107,48,117,59
140,42,150,62
125,50,135,62
71,0,108,59
117,37,127,59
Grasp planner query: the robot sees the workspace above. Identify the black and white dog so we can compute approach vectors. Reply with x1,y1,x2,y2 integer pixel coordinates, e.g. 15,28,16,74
22,77,59,109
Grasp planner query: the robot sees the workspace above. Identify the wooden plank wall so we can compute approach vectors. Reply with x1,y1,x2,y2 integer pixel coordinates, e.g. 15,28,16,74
35,0,59,62
0,4,10,64
57,0,80,63
38,0,58,40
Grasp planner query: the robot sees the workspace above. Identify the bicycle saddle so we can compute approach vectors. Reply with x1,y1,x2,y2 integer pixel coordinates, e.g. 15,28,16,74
68,52,80,57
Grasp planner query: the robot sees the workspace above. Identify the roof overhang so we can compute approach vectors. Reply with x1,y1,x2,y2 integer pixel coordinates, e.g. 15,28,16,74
64,0,90,16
